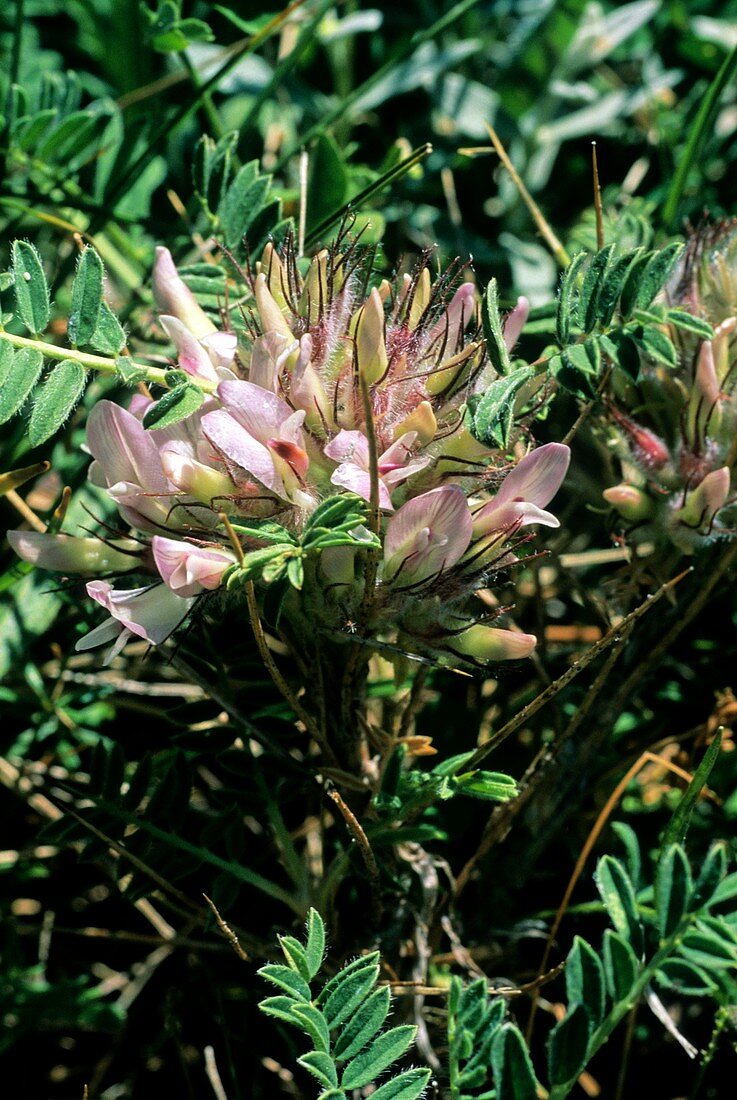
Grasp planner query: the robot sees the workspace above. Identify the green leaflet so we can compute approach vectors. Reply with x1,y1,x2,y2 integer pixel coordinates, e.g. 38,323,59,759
12,241,50,334
661,731,722,851
481,278,512,376
594,856,644,956
258,963,312,1002
304,908,326,980
341,1025,416,1090
472,365,536,447
655,845,693,938
298,1050,338,1089
90,302,127,355
556,251,587,345
601,930,638,1001
332,986,391,1060
367,1068,431,1100
27,360,86,447
323,959,381,1031
546,1003,591,1090
68,247,104,347
0,347,44,424
565,936,605,1028
142,384,204,430
490,1023,538,1100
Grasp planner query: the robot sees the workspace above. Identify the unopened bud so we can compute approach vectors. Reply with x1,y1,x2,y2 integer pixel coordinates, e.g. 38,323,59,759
603,484,654,522
153,247,215,339
298,250,329,326
254,272,294,339
7,531,139,575
355,287,388,385
448,624,537,663
393,400,437,446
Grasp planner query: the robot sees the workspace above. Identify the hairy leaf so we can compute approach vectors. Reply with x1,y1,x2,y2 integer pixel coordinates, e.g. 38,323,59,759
69,247,104,347
490,1023,537,1100
546,1002,590,1088
602,929,638,1001
142,384,204,430
655,845,692,938
333,986,391,1061
595,856,643,956
481,278,512,376
12,241,50,334
0,347,44,424
341,1024,417,1089
27,360,86,447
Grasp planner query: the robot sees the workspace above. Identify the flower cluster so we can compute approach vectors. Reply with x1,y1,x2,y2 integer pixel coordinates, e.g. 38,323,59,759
9,241,569,666
603,223,737,554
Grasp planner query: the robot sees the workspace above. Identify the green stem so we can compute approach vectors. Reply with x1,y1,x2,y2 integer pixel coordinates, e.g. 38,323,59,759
662,42,737,230
0,330,215,392
180,51,225,140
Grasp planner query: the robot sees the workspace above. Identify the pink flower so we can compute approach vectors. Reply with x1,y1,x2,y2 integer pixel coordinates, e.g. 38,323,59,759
202,379,310,504
472,442,570,536
152,536,235,597
76,580,194,663
325,430,430,511
503,296,529,351
384,486,472,585
86,401,172,529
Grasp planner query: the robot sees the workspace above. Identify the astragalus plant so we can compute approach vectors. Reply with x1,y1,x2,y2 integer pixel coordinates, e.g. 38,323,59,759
5,236,568,769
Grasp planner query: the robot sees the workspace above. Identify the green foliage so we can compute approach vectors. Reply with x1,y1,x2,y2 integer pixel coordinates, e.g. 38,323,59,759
259,909,430,1099
446,835,737,1100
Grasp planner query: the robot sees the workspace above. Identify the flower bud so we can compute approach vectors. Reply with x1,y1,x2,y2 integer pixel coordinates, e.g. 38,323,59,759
259,242,290,311
355,287,388,385
298,249,329,326
603,484,654,522
254,272,294,339
673,466,730,531
393,400,437,447
448,624,537,663
8,531,140,575
153,247,216,339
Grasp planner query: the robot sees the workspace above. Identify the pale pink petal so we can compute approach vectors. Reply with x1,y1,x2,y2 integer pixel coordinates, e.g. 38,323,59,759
86,401,168,494
248,332,296,391
202,408,285,497
384,486,472,583
495,443,570,507
503,296,529,351
152,246,215,339
427,283,476,346
473,498,560,537
324,430,370,468
152,536,234,596
201,330,238,370
449,624,537,662
330,463,393,510
160,315,218,383
84,580,194,646
217,379,304,445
